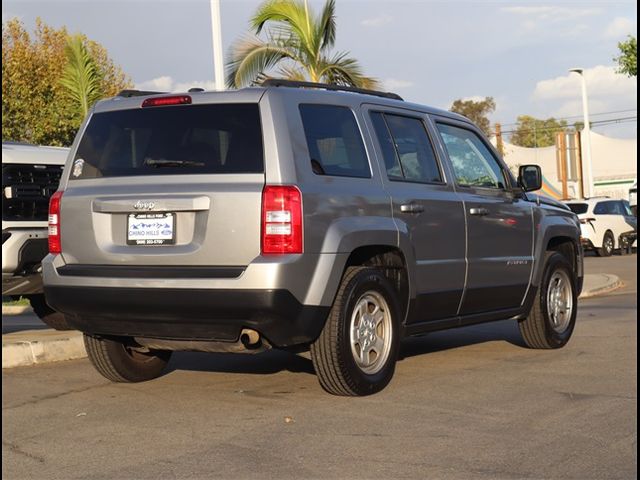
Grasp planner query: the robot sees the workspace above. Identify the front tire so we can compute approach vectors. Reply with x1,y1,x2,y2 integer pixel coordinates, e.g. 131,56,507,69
28,294,73,331
84,335,172,382
310,267,401,396
519,252,577,349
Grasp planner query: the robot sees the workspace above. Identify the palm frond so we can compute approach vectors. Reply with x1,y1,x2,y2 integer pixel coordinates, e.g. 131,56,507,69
59,35,102,116
277,65,308,81
318,53,380,89
251,0,319,61
316,0,336,51
226,35,298,88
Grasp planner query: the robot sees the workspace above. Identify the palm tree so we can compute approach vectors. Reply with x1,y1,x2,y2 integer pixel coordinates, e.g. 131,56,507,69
59,35,102,117
227,0,378,89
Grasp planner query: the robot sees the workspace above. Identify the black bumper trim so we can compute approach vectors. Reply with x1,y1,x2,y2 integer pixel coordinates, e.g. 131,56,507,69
57,264,245,279
44,285,329,348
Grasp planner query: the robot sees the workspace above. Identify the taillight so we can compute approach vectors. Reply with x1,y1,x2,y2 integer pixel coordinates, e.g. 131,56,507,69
261,185,303,254
48,191,63,254
141,95,191,107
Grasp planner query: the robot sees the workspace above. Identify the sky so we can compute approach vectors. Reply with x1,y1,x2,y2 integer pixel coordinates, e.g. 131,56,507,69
3,0,637,139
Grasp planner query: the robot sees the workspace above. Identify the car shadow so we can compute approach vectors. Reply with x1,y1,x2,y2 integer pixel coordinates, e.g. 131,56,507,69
398,319,527,360
166,319,526,377
167,348,316,376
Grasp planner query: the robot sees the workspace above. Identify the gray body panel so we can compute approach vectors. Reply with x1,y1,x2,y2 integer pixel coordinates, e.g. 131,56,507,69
43,86,582,347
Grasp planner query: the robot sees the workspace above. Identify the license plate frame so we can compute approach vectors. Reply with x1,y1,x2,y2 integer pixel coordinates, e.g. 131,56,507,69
127,212,176,246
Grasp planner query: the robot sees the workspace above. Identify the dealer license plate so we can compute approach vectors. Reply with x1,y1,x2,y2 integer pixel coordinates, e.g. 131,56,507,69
127,213,176,245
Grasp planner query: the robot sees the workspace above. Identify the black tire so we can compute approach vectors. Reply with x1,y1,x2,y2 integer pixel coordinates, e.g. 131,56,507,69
618,235,633,255
28,294,73,331
84,334,172,383
597,231,615,257
519,252,577,349
310,267,401,396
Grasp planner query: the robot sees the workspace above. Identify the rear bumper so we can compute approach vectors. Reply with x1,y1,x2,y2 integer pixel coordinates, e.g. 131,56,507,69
44,285,329,348
42,252,348,348
2,228,49,295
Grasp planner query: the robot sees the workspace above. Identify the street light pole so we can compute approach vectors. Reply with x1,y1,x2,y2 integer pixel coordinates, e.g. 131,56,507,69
210,0,225,91
569,68,593,198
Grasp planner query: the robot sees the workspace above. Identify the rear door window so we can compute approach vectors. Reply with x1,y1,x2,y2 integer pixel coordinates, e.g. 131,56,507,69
299,104,370,178
71,104,264,179
594,201,617,215
370,112,443,184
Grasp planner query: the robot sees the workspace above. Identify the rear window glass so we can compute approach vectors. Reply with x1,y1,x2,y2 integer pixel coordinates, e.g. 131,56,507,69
370,112,443,184
567,203,588,215
71,104,263,179
299,104,370,178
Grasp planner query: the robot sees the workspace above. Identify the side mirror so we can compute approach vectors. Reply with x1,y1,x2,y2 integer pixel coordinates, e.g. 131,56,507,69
518,165,542,192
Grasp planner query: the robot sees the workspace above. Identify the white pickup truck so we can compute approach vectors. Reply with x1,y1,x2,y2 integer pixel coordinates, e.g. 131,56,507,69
2,142,70,329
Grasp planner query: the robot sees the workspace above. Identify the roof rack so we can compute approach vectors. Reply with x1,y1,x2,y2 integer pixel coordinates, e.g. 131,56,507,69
116,90,168,98
261,79,403,101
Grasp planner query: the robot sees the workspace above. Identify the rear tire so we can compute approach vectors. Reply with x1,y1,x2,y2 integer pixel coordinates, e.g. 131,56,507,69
597,231,615,257
84,334,172,383
28,295,73,331
310,267,401,396
519,252,577,349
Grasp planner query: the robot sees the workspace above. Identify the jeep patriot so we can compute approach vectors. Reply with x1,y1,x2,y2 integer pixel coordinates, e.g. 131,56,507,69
43,81,583,395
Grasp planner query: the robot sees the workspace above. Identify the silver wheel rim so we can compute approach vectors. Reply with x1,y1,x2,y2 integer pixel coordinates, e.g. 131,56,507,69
349,291,393,375
604,235,614,253
546,270,574,334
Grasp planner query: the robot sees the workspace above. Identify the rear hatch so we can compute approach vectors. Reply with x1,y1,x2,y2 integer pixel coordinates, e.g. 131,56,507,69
60,99,265,267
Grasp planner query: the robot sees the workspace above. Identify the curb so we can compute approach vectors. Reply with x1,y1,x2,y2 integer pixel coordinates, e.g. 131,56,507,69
579,274,623,299
2,331,86,369
2,305,32,315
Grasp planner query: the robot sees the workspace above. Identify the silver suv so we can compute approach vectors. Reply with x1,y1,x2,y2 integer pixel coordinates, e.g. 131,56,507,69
43,81,583,395
2,142,70,329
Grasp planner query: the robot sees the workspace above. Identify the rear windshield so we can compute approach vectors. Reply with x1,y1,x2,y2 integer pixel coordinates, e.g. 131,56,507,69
566,203,589,214
71,104,263,179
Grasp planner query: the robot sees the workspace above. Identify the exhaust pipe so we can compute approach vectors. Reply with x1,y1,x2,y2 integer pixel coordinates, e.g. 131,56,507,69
134,328,268,354
240,328,262,349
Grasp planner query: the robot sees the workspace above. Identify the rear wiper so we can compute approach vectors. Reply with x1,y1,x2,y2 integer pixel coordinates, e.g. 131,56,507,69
144,158,205,168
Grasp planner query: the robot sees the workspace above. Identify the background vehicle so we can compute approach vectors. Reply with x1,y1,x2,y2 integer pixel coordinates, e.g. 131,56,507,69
2,142,71,329
629,181,637,216
565,198,637,256
43,82,583,395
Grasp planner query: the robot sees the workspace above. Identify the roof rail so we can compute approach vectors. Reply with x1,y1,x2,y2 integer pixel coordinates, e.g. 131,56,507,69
116,90,168,98
261,79,404,101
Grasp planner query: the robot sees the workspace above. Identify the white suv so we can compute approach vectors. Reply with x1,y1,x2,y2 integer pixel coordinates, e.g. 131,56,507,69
565,198,637,256
2,142,70,329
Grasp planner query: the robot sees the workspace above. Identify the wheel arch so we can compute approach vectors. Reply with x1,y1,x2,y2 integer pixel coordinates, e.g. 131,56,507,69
544,235,583,296
343,245,411,325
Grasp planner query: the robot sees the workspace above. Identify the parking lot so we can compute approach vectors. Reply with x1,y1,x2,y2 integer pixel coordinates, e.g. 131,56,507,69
2,254,637,480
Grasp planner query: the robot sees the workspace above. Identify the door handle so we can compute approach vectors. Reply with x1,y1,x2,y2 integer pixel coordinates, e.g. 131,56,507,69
469,207,489,216
400,203,424,214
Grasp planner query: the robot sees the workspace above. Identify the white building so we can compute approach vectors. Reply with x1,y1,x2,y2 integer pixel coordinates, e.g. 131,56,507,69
495,132,637,200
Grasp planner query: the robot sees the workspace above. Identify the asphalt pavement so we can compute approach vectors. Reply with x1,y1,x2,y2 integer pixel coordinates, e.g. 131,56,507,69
2,255,637,479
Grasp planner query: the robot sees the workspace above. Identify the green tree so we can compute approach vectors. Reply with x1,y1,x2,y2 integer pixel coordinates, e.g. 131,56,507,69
614,35,637,77
227,0,378,89
2,18,131,146
60,35,102,117
510,115,568,148
449,97,496,137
